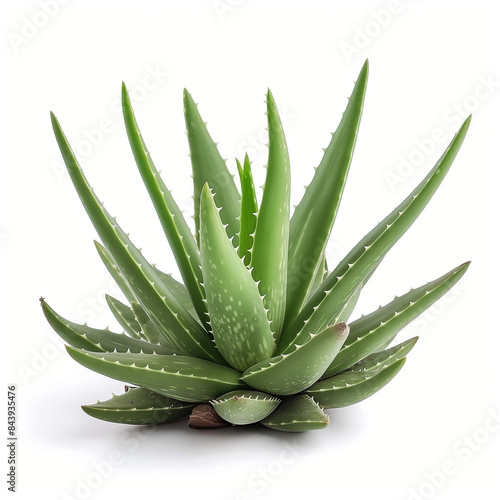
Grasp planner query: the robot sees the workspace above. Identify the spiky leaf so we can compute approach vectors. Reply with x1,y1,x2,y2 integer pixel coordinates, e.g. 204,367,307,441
199,184,275,371
211,390,281,425
66,348,246,403
250,90,291,338
348,337,417,373
122,84,209,330
308,253,328,299
236,154,258,266
82,387,195,425
241,323,349,395
95,240,136,304
105,295,143,340
306,358,406,408
323,262,469,378
279,116,471,354
50,113,224,364
261,395,329,432
184,89,240,243
284,60,368,329
129,301,170,348
41,299,173,354
153,269,199,322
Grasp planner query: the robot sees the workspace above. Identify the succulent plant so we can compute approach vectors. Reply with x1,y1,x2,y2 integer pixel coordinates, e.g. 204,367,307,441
42,60,471,432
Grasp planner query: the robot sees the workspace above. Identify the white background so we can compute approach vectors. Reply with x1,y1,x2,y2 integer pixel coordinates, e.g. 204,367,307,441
1,1,499,499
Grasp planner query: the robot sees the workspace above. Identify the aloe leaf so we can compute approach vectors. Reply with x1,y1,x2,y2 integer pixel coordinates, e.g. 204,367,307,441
98,238,199,326
323,262,469,378
41,299,174,354
66,347,246,403
347,337,417,373
236,154,258,266
130,302,171,348
306,358,406,409
183,89,240,244
250,90,291,338
211,390,281,425
241,323,349,396
284,60,369,330
50,113,224,364
280,116,471,353
152,268,199,322
261,395,329,432
82,387,195,425
199,184,275,371
105,294,143,340
94,240,136,304
122,84,209,330
308,253,328,300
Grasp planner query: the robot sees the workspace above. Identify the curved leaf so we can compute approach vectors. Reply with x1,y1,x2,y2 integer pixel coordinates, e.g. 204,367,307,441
236,154,258,266
280,116,471,353
122,84,209,330
306,358,406,409
41,299,173,354
50,113,224,364
323,262,469,377
67,347,246,403
284,60,369,330
105,294,143,340
82,387,195,425
183,89,240,244
261,395,329,432
95,240,136,304
199,184,275,371
250,90,291,338
211,390,280,425
241,322,349,396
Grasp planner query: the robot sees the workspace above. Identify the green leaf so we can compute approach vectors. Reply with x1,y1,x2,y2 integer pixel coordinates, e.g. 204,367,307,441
105,294,143,340
280,116,471,354
98,243,197,320
261,395,329,432
347,337,417,373
284,60,369,330
130,301,171,348
308,253,328,300
82,387,195,425
183,89,240,244
241,322,349,396
66,347,246,403
323,262,469,378
250,90,291,338
99,238,199,328
236,154,258,267
41,299,174,354
199,184,275,371
50,113,224,364
94,241,136,304
153,268,200,323
211,390,281,425
306,358,406,409
122,84,209,330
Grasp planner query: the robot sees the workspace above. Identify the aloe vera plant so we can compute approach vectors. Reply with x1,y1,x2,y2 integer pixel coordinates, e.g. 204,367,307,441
42,60,471,432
